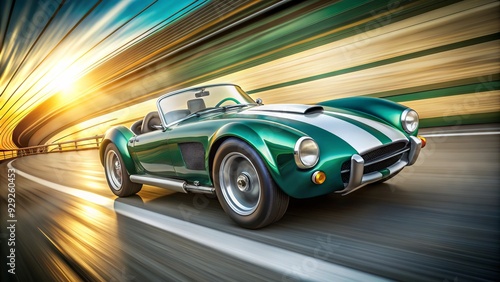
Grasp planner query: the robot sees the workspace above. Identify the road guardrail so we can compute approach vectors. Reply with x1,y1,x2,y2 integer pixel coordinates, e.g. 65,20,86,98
0,135,103,161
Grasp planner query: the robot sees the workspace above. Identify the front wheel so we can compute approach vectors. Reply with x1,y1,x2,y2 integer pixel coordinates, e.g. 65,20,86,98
213,138,289,229
104,143,142,197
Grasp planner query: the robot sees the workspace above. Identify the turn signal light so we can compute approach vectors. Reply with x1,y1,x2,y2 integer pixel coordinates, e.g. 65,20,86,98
312,171,326,184
418,135,427,148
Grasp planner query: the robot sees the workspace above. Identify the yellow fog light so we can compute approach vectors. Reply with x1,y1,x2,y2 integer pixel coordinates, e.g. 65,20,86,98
311,171,326,184
418,135,427,148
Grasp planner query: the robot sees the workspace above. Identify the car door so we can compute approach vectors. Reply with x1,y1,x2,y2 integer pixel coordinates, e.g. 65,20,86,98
129,122,211,184
129,129,177,177
163,121,213,186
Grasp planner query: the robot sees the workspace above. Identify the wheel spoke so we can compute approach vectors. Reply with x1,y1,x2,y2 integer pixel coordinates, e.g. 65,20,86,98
219,152,261,215
106,150,123,191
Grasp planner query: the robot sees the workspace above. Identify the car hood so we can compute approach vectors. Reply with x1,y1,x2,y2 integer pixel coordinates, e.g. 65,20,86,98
238,104,408,154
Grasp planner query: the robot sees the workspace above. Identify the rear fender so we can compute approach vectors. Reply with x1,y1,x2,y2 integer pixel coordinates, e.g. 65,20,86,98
99,126,137,174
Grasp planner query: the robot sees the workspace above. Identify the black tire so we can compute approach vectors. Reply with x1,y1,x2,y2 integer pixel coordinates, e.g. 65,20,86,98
104,143,142,197
213,138,289,229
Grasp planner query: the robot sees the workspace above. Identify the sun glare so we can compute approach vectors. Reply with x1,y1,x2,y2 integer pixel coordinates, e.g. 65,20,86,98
54,68,77,94
57,70,78,94
45,59,81,96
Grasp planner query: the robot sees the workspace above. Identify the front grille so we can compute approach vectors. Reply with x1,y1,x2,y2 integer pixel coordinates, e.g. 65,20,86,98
362,141,407,163
364,154,402,174
341,141,408,184
341,169,350,184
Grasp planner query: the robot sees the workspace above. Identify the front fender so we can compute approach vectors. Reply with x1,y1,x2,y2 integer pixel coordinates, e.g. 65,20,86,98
99,126,137,174
210,121,304,188
318,97,418,136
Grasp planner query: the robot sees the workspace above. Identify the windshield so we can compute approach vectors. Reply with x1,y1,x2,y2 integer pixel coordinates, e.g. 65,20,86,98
157,84,255,125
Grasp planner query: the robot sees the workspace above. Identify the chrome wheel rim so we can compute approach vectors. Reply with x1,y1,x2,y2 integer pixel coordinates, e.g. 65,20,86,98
219,152,261,215
106,150,122,191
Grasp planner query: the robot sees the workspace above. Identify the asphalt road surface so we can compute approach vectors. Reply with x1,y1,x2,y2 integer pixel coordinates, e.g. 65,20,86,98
1,125,499,281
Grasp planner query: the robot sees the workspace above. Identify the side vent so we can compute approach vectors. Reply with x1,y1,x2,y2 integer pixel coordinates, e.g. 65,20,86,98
179,142,205,170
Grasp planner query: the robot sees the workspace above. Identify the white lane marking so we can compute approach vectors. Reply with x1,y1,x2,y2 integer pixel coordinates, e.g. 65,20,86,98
245,111,383,153
331,112,407,142
422,131,500,137
8,161,114,209
8,160,388,282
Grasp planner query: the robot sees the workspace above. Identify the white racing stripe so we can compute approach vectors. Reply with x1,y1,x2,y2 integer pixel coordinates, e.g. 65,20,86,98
8,160,388,282
331,112,407,142
245,111,383,153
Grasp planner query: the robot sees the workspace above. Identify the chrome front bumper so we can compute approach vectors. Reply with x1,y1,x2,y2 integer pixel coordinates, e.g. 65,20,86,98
336,136,422,195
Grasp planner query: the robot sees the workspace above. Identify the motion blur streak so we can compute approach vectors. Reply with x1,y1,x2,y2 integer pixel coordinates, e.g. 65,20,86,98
6,159,387,282
1,0,499,150
423,131,500,137
0,0,215,149
0,126,498,281
47,0,500,144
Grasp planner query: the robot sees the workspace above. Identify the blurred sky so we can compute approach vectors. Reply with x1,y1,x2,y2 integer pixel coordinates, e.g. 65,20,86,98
0,0,207,91
0,0,207,148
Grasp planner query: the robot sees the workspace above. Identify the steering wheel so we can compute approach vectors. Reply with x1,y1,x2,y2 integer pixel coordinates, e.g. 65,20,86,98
215,97,240,107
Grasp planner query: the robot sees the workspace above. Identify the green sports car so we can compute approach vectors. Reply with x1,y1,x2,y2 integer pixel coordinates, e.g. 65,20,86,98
99,83,426,228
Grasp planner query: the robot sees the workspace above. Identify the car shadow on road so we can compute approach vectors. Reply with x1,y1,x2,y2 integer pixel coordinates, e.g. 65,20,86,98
113,180,418,233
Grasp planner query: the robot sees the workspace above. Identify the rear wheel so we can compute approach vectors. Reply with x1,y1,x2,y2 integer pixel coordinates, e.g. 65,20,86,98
213,138,289,229
104,143,142,197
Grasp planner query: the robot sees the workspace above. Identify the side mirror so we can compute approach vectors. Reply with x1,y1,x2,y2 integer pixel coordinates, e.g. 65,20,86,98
256,98,263,105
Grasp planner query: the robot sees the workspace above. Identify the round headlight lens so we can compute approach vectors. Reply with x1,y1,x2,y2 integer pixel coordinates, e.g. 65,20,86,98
401,109,419,134
294,137,319,169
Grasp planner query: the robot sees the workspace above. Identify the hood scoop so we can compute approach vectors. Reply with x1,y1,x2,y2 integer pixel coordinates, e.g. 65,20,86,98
247,104,323,115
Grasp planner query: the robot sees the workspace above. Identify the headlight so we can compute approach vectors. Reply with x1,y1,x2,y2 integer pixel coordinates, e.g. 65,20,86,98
294,137,319,169
401,109,419,134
